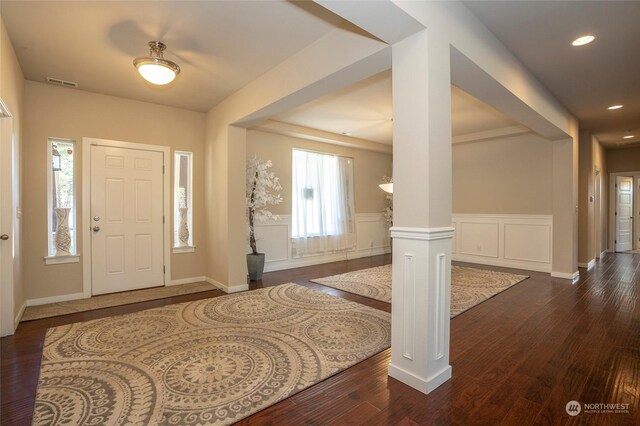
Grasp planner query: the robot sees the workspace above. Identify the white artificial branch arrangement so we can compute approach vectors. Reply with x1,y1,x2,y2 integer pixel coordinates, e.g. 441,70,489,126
381,175,393,227
246,155,283,255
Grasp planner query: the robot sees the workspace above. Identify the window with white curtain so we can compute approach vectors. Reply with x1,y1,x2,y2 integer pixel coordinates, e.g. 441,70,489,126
291,149,355,257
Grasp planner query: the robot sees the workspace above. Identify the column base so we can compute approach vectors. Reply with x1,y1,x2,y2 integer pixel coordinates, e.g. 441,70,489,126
388,363,452,393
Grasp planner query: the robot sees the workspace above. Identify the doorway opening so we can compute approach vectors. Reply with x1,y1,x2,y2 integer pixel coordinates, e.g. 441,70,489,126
610,172,640,253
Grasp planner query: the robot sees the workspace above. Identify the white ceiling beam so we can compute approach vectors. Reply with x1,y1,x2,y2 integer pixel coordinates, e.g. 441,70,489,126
313,0,425,44
450,47,568,141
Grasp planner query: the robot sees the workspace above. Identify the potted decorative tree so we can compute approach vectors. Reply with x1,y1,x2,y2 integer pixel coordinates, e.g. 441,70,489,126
246,155,282,280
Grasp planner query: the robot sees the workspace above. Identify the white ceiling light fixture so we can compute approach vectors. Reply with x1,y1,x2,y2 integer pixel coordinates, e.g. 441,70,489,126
571,35,595,46
607,105,624,110
379,183,393,194
133,41,180,85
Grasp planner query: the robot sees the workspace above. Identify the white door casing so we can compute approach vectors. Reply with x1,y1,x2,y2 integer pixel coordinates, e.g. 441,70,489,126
83,138,170,296
0,105,15,336
616,176,633,252
594,171,601,257
636,177,640,251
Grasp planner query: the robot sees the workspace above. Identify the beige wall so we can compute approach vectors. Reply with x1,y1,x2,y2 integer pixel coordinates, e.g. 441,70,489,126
607,147,640,174
0,17,25,317
247,130,392,215
23,81,206,300
593,138,607,256
452,133,553,214
578,132,607,263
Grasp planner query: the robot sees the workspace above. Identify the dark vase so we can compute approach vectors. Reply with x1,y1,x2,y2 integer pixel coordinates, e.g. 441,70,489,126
247,253,266,281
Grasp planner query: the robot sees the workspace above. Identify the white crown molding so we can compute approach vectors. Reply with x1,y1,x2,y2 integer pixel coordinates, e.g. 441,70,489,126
252,120,392,154
452,125,531,145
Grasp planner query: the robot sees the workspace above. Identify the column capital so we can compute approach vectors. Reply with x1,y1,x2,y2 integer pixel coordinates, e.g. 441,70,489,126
390,226,455,241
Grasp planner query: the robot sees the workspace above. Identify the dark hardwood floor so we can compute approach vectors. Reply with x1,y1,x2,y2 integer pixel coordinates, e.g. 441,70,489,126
2,253,639,425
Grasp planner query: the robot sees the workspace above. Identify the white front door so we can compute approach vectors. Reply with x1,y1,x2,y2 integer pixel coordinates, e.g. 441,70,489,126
91,145,165,295
616,176,633,252
0,112,15,336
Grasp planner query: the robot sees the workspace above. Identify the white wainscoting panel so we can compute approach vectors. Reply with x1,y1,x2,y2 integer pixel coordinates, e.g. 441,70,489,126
458,222,499,258
250,214,391,273
452,214,552,272
253,220,290,262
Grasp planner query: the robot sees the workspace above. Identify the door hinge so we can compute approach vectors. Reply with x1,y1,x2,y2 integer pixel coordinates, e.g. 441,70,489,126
163,165,165,174
615,211,617,216
615,239,617,244
163,265,166,274
163,216,165,224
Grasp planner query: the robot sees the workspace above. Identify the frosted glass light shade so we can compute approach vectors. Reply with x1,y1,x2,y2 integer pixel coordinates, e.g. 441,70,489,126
379,183,393,194
136,62,178,85
133,41,180,86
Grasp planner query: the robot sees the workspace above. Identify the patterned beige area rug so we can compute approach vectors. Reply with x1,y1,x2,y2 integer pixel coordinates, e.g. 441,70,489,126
311,264,528,317
33,284,391,425
22,282,218,322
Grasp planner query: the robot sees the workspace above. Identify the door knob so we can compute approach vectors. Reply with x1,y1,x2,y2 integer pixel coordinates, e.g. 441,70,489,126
93,226,100,232
0,234,8,240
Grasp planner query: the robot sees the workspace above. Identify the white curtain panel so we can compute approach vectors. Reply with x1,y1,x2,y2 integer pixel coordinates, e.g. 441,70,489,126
291,149,356,257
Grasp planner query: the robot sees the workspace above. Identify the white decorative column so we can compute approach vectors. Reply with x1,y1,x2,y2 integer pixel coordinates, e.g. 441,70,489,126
388,28,454,394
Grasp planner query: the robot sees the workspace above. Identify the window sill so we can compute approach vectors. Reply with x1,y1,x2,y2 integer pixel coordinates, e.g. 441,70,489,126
173,246,196,254
44,254,80,265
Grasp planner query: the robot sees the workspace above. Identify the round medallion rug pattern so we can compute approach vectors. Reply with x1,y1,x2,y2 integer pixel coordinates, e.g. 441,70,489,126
33,283,391,425
311,264,529,317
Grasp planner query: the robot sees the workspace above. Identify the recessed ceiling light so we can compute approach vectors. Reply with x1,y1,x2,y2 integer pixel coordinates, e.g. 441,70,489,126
341,132,352,136
608,105,624,110
571,35,595,46
624,135,634,139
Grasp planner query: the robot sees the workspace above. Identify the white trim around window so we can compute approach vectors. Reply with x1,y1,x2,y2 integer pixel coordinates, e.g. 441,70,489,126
46,138,79,263
173,151,194,252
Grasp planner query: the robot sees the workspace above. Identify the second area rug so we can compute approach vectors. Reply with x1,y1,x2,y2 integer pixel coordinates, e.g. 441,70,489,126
311,264,529,317
32,284,390,425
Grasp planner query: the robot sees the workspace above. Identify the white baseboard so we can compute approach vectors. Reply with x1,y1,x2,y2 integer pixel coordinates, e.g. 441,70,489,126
578,259,596,270
167,276,207,286
451,255,551,273
388,363,452,394
14,301,26,331
205,277,248,294
551,270,579,282
263,246,390,273
26,291,86,307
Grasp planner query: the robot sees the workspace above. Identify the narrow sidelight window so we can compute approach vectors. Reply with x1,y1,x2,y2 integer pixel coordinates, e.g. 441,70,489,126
174,151,193,248
47,138,76,256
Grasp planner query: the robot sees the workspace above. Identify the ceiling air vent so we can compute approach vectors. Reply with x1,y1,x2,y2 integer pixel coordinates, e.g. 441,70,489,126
46,77,78,88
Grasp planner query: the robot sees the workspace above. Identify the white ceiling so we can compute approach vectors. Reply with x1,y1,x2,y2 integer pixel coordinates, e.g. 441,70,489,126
273,70,521,145
8,1,613,149
464,1,640,149
1,0,344,112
